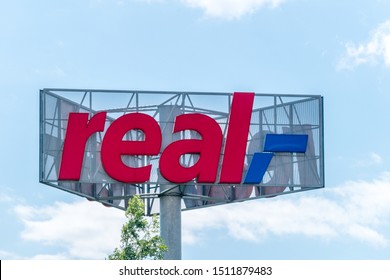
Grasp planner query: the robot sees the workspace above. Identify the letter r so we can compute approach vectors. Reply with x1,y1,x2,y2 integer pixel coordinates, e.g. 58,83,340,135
58,112,106,180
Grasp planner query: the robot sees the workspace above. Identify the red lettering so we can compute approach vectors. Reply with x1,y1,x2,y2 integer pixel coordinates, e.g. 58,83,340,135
219,92,254,183
59,112,106,180
101,113,162,183
58,93,254,184
159,114,223,183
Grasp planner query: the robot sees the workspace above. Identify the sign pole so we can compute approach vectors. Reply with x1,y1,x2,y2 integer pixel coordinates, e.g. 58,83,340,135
160,187,182,259
158,105,182,260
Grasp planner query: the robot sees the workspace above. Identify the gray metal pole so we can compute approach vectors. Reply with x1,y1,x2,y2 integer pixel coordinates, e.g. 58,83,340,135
158,105,182,260
160,187,182,260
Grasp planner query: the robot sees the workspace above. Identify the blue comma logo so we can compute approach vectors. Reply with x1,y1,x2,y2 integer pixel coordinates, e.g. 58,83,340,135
244,134,308,184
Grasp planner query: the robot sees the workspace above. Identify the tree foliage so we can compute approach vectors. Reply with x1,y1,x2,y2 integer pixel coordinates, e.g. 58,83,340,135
108,195,168,260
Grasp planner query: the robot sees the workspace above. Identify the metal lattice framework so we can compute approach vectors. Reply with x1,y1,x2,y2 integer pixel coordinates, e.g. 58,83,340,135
39,89,324,215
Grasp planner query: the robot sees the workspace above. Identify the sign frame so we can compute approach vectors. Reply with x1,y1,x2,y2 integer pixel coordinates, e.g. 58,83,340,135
39,88,324,215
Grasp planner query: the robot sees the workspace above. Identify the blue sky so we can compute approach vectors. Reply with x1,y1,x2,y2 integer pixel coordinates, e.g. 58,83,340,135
2,0,390,259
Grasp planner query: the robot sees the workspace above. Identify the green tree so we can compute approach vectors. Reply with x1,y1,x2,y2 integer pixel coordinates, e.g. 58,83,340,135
108,195,168,260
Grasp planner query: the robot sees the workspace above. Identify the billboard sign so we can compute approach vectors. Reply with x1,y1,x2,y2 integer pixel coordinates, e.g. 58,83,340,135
40,89,324,214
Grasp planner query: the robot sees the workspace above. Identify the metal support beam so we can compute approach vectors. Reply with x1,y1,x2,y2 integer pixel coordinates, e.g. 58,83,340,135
158,105,182,260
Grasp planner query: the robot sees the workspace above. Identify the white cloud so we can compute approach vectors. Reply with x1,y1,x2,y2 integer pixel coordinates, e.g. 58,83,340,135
183,172,390,248
30,254,70,260
14,172,390,259
14,200,126,259
181,0,285,20
0,250,18,259
370,153,383,164
119,0,164,5
139,0,164,3
0,193,13,203
338,20,390,70
105,0,285,19
354,152,383,167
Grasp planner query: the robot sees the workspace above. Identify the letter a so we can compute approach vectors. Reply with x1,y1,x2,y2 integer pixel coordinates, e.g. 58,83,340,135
160,113,223,184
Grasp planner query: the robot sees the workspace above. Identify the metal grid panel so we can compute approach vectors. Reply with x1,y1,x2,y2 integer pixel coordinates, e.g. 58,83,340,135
39,89,324,214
